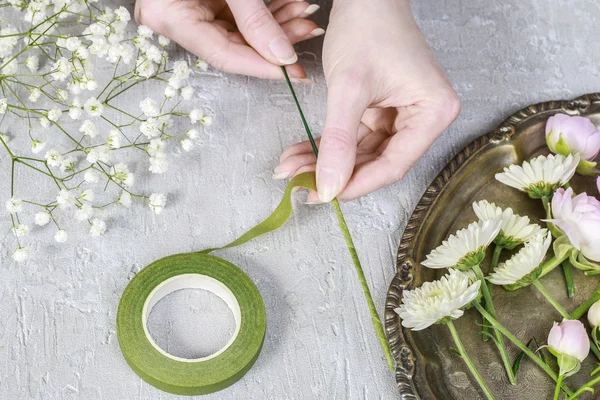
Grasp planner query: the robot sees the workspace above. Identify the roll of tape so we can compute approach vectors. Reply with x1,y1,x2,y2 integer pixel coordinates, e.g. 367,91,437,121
117,252,267,396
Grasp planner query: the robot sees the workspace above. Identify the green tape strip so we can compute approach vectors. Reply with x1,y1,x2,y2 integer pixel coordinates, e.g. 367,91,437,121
117,172,317,395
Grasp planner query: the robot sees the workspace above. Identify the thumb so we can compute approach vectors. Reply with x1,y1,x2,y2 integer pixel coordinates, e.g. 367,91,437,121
316,76,369,202
227,0,298,65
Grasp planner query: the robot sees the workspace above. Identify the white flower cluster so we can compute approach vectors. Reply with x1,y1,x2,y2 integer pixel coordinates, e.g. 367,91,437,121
1,2,214,263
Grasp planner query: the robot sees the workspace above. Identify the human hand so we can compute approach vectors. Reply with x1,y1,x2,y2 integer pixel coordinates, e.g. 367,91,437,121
135,0,324,79
276,0,461,202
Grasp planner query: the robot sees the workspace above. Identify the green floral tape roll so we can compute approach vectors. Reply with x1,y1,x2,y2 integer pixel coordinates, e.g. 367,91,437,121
118,173,318,395
117,252,267,396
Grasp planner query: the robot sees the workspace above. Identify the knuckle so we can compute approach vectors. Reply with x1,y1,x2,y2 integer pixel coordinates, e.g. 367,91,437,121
242,7,275,32
321,127,355,152
204,50,226,70
433,87,461,123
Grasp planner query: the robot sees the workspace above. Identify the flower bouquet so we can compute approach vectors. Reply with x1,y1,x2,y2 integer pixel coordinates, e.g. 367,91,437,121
394,112,600,399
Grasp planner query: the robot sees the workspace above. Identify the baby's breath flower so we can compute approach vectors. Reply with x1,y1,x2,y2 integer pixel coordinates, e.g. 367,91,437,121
79,119,98,138
84,169,100,183
140,118,160,138
5,197,23,213
137,25,154,39
24,55,39,72
79,189,94,202
59,156,76,173
148,193,166,214
29,88,41,103
488,231,552,288
190,108,204,124
12,247,28,263
145,45,162,64
34,211,51,226
158,35,170,47
31,140,46,154
164,86,176,99
65,36,81,52
181,139,194,152
39,117,51,128
90,218,107,236
54,229,68,243
50,57,71,81
187,128,200,140
56,190,76,209
495,153,579,199
83,97,104,117
395,269,481,330
135,57,156,78
149,153,169,174
172,60,191,80
118,191,132,207
12,223,29,238
75,204,93,221
86,145,111,163
201,115,213,126
146,138,164,156
0,98,6,114
74,46,89,60
194,58,209,71
45,150,63,167
140,98,159,117
107,130,121,149
114,6,130,22
181,86,194,100
422,219,501,270
110,163,134,186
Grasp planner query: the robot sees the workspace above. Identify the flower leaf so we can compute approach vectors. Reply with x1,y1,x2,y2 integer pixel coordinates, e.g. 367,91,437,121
553,235,574,260
512,338,535,376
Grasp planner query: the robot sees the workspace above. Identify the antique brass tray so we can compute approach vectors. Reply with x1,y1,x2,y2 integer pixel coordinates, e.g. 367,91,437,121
385,93,600,399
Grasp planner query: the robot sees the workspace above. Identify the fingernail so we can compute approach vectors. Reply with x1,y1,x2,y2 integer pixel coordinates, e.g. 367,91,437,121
290,78,313,84
269,36,298,65
317,167,340,203
305,200,323,205
272,167,290,180
308,28,325,38
300,4,320,18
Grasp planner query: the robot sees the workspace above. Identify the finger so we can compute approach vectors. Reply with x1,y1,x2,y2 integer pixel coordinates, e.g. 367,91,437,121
305,190,322,205
281,19,323,43
273,2,319,24
214,19,236,32
275,152,318,179
338,106,458,200
228,0,298,65
357,129,390,154
268,0,303,13
162,20,306,79
316,76,370,202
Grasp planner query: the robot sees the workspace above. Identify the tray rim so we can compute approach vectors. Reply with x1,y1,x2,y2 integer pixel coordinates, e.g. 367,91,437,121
384,92,600,399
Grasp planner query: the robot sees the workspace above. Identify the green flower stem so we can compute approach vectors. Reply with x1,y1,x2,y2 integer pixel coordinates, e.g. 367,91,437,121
570,283,600,319
532,280,570,319
554,375,564,400
446,320,495,400
473,302,574,396
473,264,516,385
567,374,600,400
540,255,571,279
281,66,393,371
483,244,504,342
562,260,575,298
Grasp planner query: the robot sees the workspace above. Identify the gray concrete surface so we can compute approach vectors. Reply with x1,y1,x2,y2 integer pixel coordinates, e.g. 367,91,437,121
1,0,600,399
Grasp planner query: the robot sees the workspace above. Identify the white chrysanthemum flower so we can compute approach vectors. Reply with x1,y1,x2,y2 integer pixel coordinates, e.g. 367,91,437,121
25,55,39,72
110,163,134,186
0,98,7,114
56,190,76,209
34,212,51,226
12,247,28,263
75,204,93,221
84,169,100,183
54,230,68,243
158,35,170,47
181,86,194,100
495,154,580,199
189,108,204,124
140,98,159,117
90,218,107,236
148,193,166,214
79,119,98,138
45,150,63,168
12,223,29,238
488,231,552,287
107,130,121,149
31,140,46,154
118,191,132,207
181,139,194,152
422,219,502,270
149,153,169,174
5,197,23,213
83,97,104,117
395,269,482,331
473,200,543,249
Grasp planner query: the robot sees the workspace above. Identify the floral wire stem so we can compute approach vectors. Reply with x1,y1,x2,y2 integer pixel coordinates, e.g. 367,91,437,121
483,244,504,342
446,320,495,399
532,280,571,319
281,65,394,371
472,264,517,384
472,302,574,396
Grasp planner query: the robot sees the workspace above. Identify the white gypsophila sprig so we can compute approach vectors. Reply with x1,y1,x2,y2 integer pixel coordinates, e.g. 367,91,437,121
472,200,543,249
395,269,482,330
422,219,502,270
495,154,579,199
487,231,552,287
0,2,213,262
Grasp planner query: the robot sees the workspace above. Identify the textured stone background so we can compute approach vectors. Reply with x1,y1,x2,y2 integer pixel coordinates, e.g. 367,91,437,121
1,0,600,399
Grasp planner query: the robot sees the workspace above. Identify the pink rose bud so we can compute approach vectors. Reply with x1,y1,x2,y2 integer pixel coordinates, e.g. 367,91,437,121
546,114,600,161
588,300,600,328
549,188,600,262
597,176,600,194
548,319,590,363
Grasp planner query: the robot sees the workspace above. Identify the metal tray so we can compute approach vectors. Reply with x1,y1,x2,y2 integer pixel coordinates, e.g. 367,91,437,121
384,93,600,399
